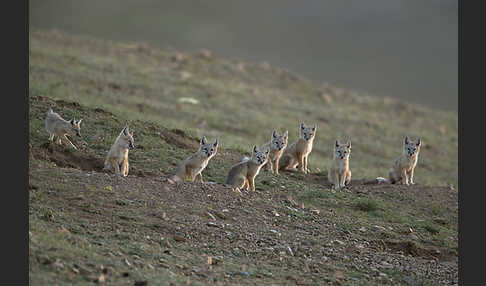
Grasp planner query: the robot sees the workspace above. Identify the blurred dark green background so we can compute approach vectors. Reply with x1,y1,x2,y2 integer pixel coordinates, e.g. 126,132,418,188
29,0,457,111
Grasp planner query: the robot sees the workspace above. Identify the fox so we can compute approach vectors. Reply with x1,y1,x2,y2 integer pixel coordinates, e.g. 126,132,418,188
169,137,219,183
226,145,270,192
388,136,422,185
104,126,135,177
261,130,288,175
45,108,82,149
328,140,352,190
278,123,317,174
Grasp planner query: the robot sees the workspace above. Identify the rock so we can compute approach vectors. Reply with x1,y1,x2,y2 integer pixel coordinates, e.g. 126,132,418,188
206,222,219,228
408,233,419,241
334,239,345,245
373,225,387,231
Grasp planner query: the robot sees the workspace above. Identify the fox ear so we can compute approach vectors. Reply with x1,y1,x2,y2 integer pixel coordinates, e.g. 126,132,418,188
404,136,409,145
77,119,83,125
284,130,288,138
335,140,339,148
346,141,351,149
70,119,75,125
200,136,207,145
300,123,305,130
312,124,317,131
123,126,129,136
213,139,218,147
253,145,258,153
272,130,278,138
416,138,421,146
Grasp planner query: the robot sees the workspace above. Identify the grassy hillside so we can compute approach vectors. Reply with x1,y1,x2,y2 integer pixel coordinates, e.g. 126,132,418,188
29,29,458,188
29,29,458,285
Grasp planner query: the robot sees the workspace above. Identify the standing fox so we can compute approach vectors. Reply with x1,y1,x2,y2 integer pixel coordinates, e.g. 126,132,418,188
388,136,422,185
226,145,270,192
45,108,82,149
169,137,219,183
261,130,288,175
278,123,317,174
104,126,135,177
328,140,352,190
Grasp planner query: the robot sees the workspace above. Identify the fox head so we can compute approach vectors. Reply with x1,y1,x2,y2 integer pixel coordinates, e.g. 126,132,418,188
118,126,135,150
69,118,83,137
270,130,288,151
403,136,421,158
251,145,270,165
300,123,317,141
333,140,351,160
199,136,218,158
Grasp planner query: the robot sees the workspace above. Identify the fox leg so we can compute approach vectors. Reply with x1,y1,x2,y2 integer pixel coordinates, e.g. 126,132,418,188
407,168,415,185
48,133,55,142
303,155,309,174
297,153,306,173
185,165,194,181
248,177,256,192
401,169,409,185
274,157,280,175
62,134,77,150
109,158,121,175
242,179,249,191
339,172,347,189
121,159,129,177
334,172,341,190
344,169,352,186
266,159,274,173
195,172,204,183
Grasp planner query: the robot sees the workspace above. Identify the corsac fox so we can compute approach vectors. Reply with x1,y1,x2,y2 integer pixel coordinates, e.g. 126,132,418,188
328,140,352,189
169,137,219,183
45,108,82,149
388,136,422,185
104,126,135,177
278,123,317,174
226,145,270,192
261,130,288,174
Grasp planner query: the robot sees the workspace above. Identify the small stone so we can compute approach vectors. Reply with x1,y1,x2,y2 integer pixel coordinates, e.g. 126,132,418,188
408,233,419,241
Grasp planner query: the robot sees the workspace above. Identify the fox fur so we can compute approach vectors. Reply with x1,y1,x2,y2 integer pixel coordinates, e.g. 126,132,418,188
328,140,352,189
261,130,288,174
104,126,135,177
45,108,82,149
388,136,422,185
226,145,270,192
278,123,317,174
169,137,219,183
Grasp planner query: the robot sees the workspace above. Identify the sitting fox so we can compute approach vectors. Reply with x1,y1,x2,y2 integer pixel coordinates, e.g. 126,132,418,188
261,130,288,174
104,126,135,177
328,140,352,190
169,137,218,183
226,145,270,192
388,136,422,185
278,123,317,174
45,108,82,149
